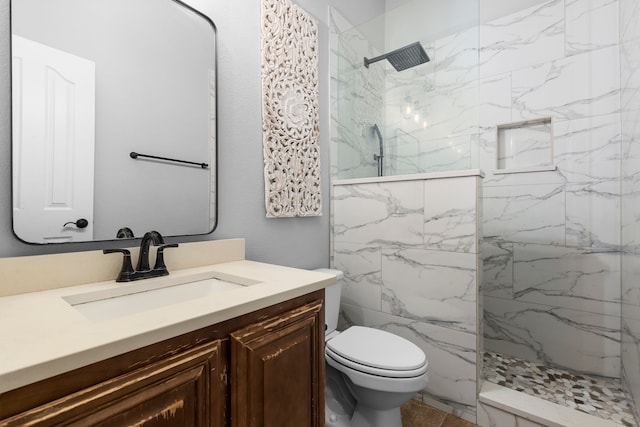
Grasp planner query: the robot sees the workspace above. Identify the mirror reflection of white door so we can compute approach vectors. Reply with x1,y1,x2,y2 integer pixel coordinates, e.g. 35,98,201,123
12,36,96,243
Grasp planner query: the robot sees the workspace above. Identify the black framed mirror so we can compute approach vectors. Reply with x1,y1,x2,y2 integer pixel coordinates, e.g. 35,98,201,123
11,0,217,244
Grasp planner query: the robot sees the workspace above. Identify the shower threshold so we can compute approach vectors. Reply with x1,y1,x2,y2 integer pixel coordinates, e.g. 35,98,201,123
483,352,636,426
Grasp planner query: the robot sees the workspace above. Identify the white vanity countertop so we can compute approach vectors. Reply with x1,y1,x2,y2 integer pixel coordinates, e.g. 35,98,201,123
0,260,335,394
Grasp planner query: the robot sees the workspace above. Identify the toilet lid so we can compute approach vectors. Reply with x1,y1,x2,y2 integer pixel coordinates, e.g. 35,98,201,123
326,326,426,372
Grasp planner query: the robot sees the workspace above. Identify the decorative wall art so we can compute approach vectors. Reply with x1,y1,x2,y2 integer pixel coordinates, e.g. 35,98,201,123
261,0,322,218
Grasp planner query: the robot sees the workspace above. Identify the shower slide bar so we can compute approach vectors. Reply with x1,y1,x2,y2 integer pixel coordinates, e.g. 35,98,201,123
372,124,383,177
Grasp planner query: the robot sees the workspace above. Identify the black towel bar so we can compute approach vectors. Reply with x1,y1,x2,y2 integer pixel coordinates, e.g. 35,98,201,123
130,152,208,169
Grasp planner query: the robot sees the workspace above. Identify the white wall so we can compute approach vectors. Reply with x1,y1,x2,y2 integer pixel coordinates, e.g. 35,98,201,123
327,0,385,27
384,0,478,48
0,0,330,272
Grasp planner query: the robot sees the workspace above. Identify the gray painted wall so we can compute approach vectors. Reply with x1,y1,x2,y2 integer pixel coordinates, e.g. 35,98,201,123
0,0,334,271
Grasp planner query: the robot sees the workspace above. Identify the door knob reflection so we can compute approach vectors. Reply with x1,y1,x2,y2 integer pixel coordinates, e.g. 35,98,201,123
63,218,89,229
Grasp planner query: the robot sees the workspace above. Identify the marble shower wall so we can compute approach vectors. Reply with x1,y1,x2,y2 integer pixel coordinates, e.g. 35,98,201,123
333,174,482,422
333,1,481,179
479,0,622,379
384,25,479,176
333,13,385,179
620,0,640,420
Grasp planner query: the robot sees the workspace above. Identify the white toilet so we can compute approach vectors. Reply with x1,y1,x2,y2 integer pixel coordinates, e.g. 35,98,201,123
316,269,429,427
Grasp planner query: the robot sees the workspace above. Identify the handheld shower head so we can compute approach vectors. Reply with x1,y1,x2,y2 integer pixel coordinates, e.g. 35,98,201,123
364,42,430,72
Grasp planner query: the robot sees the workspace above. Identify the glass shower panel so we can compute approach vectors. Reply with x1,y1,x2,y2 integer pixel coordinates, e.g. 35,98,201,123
336,23,385,179
335,0,479,179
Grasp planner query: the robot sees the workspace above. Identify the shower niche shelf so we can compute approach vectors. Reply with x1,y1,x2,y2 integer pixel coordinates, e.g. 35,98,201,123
495,118,555,174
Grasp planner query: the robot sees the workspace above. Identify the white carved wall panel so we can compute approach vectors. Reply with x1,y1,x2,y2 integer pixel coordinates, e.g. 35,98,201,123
261,0,322,217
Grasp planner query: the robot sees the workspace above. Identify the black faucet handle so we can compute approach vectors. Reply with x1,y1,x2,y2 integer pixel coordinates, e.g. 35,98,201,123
153,243,179,274
103,249,136,282
158,243,179,250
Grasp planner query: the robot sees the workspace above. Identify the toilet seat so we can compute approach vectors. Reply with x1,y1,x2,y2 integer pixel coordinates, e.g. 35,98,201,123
326,326,428,378
326,348,429,378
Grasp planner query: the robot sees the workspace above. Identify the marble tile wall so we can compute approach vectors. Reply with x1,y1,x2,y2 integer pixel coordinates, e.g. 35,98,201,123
496,121,552,170
333,175,482,422
331,0,638,423
329,8,348,182
620,0,640,421
332,3,481,177
384,26,479,175
333,13,386,179
477,402,546,427
478,0,623,380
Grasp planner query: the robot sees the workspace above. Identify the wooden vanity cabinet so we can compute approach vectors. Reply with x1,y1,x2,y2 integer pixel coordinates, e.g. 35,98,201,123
0,341,227,427
0,290,325,427
231,298,324,427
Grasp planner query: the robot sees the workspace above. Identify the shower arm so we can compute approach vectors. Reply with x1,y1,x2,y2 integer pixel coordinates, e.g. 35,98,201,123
364,52,389,68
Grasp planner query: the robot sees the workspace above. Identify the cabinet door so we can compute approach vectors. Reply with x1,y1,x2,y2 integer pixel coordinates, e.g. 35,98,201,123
230,299,324,427
0,340,226,427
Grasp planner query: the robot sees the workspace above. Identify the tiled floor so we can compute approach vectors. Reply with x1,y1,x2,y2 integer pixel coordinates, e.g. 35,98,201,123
484,351,637,427
401,399,479,427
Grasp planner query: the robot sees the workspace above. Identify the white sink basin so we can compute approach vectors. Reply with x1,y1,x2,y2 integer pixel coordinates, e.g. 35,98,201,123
63,272,260,322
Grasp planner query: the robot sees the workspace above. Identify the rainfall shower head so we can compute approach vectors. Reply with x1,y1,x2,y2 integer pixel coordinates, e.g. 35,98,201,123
364,41,430,72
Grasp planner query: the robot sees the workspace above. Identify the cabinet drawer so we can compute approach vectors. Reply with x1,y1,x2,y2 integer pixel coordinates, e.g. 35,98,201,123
0,341,225,427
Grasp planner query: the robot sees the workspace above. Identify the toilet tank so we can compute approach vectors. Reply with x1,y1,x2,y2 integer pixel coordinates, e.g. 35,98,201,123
314,268,343,335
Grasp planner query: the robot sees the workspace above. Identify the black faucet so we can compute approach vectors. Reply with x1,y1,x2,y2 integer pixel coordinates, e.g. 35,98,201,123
103,230,178,282
136,231,165,272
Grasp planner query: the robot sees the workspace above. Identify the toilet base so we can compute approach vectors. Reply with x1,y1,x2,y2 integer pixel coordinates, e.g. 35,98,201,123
325,404,351,427
325,363,355,427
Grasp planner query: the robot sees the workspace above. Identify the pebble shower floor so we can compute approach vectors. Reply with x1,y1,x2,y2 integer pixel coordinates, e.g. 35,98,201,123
483,351,637,426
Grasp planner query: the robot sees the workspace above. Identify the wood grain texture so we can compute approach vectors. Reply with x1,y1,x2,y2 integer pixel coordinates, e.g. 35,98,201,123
231,299,324,427
0,341,223,426
0,290,325,427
